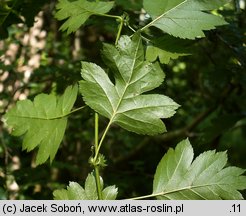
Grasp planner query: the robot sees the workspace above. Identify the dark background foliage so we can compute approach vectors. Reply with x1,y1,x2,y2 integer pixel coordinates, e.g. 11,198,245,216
0,0,245,199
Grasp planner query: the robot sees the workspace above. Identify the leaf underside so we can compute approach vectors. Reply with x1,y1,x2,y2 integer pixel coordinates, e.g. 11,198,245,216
55,0,114,34
79,33,179,135
3,85,78,165
53,173,118,200
143,0,230,39
153,139,246,200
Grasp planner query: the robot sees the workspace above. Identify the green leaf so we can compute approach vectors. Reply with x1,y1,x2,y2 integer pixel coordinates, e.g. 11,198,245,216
199,114,242,145
0,0,49,39
55,0,114,34
53,182,86,200
3,85,78,165
143,0,230,39
146,35,193,64
102,185,118,200
0,1,22,39
79,34,179,135
153,139,246,199
53,173,118,200
115,0,143,10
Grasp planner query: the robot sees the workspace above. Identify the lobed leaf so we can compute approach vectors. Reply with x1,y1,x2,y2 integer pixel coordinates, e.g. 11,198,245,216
102,186,118,200
53,173,118,200
55,0,114,34
146,35,193,64
53,182,86,200
3,85,78,165
153,139,246,199
143,0,230,39
79,33,179,135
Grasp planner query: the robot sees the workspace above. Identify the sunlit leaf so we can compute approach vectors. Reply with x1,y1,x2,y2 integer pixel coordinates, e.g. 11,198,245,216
53,182,86,200
102,186,118,200
79,33,179,135
3,85,78,165
55,0,114,34
153,139,246,199
53,173,118,200
143,0,230,39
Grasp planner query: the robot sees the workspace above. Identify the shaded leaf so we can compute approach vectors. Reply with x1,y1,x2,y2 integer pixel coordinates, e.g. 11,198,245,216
0,0,48,39
3,85,78,165
55,0,114,34
79,34,179,135
21,0,49,27
146,35,193,64
53,173,118,200
143,0,230,39
153,139,246,199
199,114,243,145
0,1,22,39
115,0,143,10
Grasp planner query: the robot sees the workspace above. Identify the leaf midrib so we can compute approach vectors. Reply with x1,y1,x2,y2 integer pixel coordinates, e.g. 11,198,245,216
155,182,235,199
142,0,188,31
76,1,110,17
167,146,187,183
7,115,68,120
109,36,142,123
59,0,111,18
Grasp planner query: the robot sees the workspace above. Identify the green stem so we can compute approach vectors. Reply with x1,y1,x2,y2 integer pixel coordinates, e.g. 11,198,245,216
96,13,122,20
115,17,124,45
94,12,124,45
128,24,136,33
92,119,112,200
91,11,124,200
94,113,99,151
94,113,103,200
93,12,128,159
94,166,102,200
93,120,112,161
